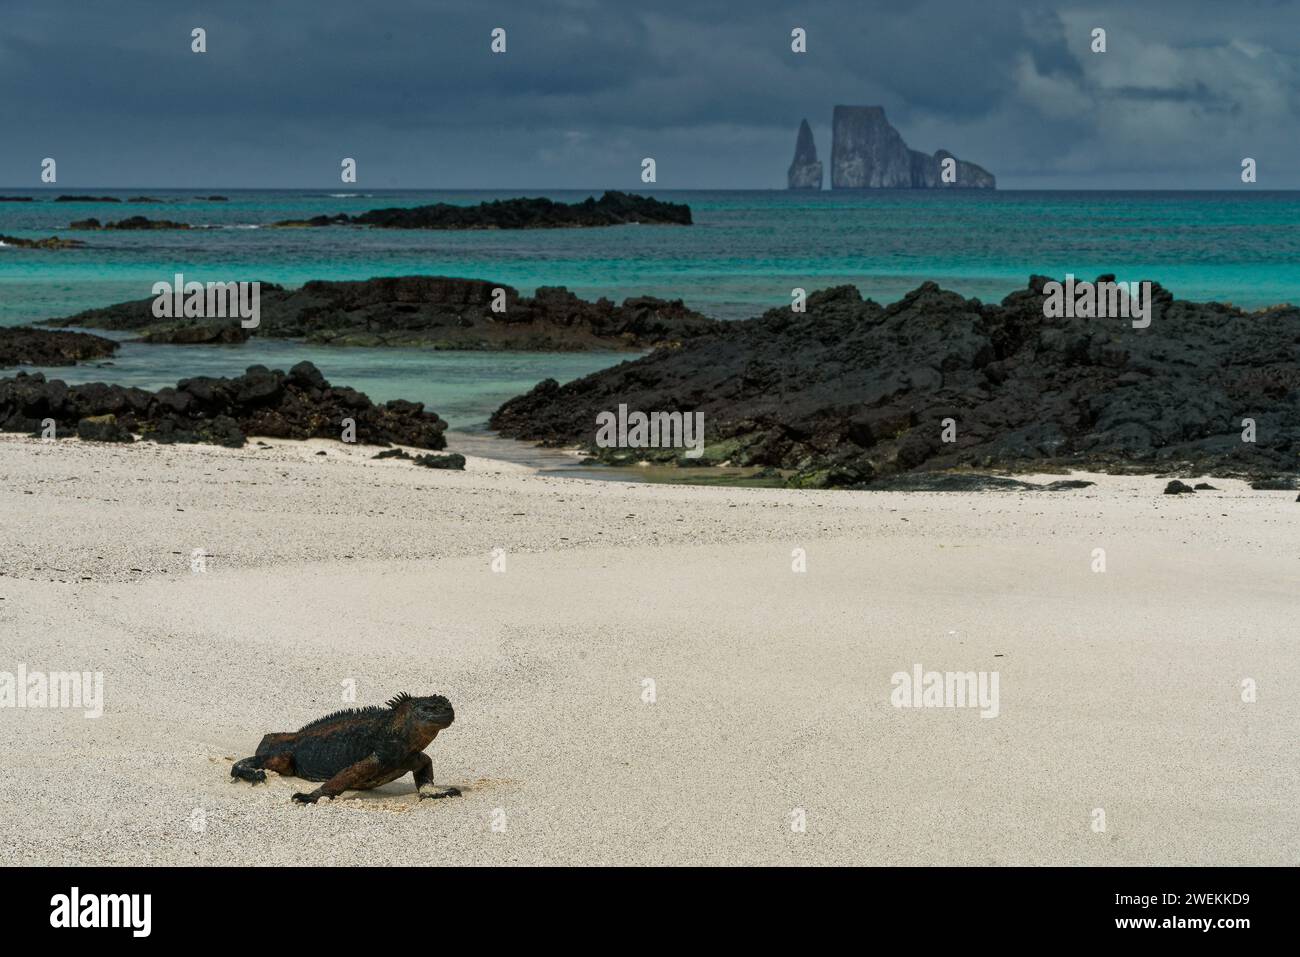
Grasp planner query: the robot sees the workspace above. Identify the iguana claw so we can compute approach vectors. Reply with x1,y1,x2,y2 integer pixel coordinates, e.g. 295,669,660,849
419,785,461,800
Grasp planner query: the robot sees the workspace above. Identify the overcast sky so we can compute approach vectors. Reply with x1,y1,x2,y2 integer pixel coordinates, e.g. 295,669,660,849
2,0,1297,189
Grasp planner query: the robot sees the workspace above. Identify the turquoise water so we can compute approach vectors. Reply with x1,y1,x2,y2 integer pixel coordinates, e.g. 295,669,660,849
11,335,625,429
3,188,1299,425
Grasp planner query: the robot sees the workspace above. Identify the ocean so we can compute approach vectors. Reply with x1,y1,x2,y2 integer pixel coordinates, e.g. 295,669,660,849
3,188,1298,428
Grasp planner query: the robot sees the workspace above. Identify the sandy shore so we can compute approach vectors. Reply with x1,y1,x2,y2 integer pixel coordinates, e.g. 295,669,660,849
0,432,1296,865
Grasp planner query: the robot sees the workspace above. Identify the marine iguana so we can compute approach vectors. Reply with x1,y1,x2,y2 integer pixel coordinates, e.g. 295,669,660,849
231,692,461,803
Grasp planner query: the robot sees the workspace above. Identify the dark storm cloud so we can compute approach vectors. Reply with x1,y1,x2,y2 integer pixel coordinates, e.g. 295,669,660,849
1,0,1297,188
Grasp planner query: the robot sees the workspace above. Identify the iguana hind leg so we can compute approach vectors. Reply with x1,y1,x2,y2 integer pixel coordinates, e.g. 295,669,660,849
292,754,386,804
408,751,461,800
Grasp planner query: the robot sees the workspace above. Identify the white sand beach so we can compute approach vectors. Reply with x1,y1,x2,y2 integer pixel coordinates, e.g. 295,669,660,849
0,433,1296,866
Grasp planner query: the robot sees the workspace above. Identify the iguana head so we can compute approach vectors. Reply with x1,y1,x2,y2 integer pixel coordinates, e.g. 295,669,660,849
387,692,455,731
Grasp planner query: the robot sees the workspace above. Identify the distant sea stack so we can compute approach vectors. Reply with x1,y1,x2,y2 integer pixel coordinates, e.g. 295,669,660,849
787,119,823,190
829,106,994,189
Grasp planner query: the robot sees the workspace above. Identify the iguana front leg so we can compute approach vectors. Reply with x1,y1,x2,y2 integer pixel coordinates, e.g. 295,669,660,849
292,755,386,804
231,756,267,784
407,751,461,800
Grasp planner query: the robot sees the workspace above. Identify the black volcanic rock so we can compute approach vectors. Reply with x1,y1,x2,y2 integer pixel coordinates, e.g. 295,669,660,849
412,452,466,470
0,328,117,367
273,214,350,228
137,323,250,345
41,275,720,351
0,234,86,249
77,414,133,443
273,191,691,229
69,216,190,230
490,276,1300,487
787,119,823,190
831,106,995,189
868,474,1095,492
0,196,34,202
54,195,121,202
0,362,447,449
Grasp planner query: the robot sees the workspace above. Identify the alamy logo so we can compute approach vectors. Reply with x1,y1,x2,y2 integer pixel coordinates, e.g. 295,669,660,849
151,273,260,328
50,887,151,937
595,404,704,458
1042,274,1152,329
0,664,103,718
890,663,1000,718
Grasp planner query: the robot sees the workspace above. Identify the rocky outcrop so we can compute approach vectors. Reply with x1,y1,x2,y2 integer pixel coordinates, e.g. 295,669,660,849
69,216,191,230
0,361,447,449
830,106,995,189
371,447,465,469
54,195,121,203
0,234,86,249
910,149,997,189
136,323,249,345
274,191,691,229
41,276,721,351
77,414,133,443
831,107,913,188
0,328,117,367
491,276,1299,487
787,119,823,190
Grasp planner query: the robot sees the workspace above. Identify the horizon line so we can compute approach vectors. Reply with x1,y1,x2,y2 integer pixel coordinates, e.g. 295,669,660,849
1,186,1296,194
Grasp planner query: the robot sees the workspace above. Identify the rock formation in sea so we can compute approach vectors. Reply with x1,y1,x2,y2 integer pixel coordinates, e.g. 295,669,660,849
787,119,823,190
490,276,1299,486
0,234,87,249
0,361,447,449
41,276,721,351
830,106,995,189
274,191,692,229
69,216,191,230
0,328,117,367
